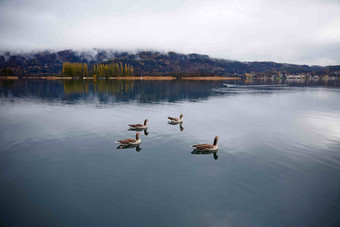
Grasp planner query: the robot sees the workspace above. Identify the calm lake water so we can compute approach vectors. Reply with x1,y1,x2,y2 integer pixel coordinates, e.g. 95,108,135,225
1,79,340,227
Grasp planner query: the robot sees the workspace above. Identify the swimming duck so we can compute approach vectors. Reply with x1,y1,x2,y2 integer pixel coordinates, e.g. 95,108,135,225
129,119,148,130
191,136,219,151
115,132,141,145
168,114,183,124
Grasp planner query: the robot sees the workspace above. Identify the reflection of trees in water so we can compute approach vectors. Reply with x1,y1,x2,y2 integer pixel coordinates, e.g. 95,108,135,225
63,80,134,96
0,80,15,88
0,80,15,97
94,80,134,96
63,80,89,95
62,79,222,102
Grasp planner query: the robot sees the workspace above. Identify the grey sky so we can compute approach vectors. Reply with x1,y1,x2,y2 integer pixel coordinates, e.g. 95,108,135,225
0,0,339,65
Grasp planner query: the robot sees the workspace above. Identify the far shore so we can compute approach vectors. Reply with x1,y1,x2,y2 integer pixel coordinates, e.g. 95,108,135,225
108,76,177,80
0,76,19,80
181,76,240,80
1,76,241,81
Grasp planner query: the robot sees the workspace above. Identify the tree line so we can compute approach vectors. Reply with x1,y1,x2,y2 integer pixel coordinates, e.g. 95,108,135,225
62,62,88,77
0,68,14,77
62,62,134,77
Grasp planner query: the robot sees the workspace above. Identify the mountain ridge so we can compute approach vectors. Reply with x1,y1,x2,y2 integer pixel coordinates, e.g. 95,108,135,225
0,49,339,77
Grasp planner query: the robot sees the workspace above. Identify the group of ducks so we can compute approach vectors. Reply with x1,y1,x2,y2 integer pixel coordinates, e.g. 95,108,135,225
115,114,219,153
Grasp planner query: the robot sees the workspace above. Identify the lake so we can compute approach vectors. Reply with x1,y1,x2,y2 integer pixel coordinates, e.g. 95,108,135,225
0,79,340,227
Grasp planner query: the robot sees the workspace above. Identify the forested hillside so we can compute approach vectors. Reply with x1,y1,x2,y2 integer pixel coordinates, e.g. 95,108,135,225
0,49,338,77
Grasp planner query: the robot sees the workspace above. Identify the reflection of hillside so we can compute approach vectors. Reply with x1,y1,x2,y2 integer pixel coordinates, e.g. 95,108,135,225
2,79,223,102
136,80,222,102
237,78,340,87
0,79,65,98
62,79,221,101
286,79,339,87
2,79,338,103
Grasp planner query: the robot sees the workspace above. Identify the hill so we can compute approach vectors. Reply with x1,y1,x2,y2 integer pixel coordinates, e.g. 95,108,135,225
0,49,338,77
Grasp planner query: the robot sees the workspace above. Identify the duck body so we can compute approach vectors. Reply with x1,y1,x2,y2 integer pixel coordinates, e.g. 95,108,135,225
192,136,219,151
168,114,183,124
116,132,141,145
129,119,148,130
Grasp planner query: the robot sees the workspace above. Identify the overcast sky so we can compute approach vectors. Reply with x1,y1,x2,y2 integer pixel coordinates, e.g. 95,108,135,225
0,0,339,65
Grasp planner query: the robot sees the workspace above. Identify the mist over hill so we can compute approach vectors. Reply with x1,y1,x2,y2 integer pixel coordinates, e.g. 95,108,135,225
0,49,339,77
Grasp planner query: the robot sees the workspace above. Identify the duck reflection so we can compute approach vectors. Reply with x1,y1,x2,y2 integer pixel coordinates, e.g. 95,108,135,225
116,144,142,152
128,128,149,136
191,150,219,160
168,122,184,131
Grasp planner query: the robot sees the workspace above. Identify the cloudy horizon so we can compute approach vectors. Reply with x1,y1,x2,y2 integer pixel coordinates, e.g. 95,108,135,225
0,0,339,66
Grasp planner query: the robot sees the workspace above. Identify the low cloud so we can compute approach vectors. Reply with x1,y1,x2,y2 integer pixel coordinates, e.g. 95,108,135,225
0,0,339,65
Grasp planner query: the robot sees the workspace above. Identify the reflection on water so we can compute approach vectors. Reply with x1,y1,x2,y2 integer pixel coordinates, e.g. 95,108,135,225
116,144,142,152
128,128,149,136
0,79,227,102
63,79,134,95
168,122,184,131
1,78,338,103
191,150,219,160
0,79,340,226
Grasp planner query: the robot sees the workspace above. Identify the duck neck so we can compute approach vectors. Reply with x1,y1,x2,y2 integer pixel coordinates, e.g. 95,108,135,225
136,134,140,140
144,120,147,126
213,138,218,146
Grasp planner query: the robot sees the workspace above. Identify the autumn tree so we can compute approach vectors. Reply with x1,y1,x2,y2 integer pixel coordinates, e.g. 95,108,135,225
62,62,88,77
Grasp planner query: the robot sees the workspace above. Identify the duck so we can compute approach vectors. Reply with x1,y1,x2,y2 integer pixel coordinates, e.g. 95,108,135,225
115,132,141,145
191,136,219,151
168,114,183,124
129,119,148,130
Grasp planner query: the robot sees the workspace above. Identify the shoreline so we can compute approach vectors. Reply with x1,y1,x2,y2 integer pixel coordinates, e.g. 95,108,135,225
0,76,19,80
108,76,176,80
1,76,241,81
181,76,240,80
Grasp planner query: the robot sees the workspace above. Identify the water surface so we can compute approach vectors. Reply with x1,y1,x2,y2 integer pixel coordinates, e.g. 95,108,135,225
1,79,340,226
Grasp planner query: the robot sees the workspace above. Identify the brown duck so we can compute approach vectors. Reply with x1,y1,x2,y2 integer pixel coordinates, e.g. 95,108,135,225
191,136,219,151
129,119,148,130
116,132,141,145
168,114,183,123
